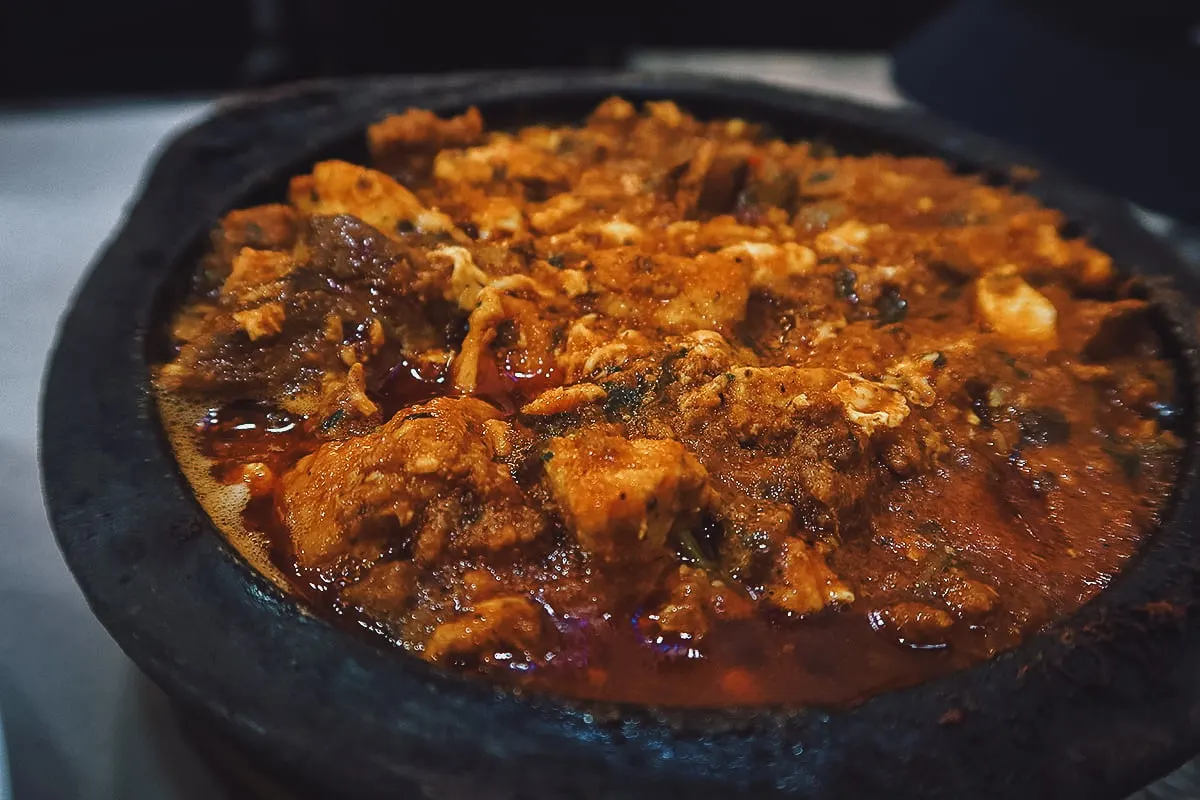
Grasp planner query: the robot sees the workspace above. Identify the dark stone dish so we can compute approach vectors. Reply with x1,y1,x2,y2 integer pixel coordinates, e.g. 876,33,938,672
40,71,1200,799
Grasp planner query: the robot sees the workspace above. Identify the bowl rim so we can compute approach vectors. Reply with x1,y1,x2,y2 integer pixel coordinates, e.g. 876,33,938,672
40,70,1200,798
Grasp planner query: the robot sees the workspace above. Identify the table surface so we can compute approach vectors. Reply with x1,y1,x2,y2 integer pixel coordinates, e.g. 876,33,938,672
0,53,1194,799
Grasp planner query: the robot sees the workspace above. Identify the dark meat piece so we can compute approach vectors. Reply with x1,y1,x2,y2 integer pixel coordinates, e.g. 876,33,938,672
159,213,454,413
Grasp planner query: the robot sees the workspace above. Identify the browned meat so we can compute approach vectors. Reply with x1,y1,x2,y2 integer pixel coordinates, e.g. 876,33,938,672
543,434,711,561
280,397,544,578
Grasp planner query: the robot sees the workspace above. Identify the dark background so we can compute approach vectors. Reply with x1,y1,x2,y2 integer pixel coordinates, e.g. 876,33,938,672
0,1,954,100
2,0,1199,225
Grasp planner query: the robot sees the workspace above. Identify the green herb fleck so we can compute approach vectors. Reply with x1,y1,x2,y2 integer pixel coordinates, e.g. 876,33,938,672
601,376,648,420
319,408,346,432
876,286,908,325
675,527,717,572
833,267,858,302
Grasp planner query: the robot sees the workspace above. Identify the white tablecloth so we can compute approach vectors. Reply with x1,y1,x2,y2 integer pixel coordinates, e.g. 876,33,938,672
0,55,1191,798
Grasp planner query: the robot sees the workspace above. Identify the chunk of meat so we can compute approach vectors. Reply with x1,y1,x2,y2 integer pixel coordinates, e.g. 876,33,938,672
675,366,915,517
1068,298,1155,361
281,397,543,575
648,566,753,640
544,434,711,560
766,538,855,615
340,561,419,619
652,565,715,639
161,214,455,405
424,596,547,663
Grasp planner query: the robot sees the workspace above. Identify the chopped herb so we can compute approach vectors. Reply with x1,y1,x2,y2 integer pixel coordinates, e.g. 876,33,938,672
675,527,718,572
833,267,858,303
540,450,555,463
602,376,648,420
547,254,566,268
1018,408,1070,447
876,286,908,325
807,169,834,184
652,349,689,395
319,408,345,432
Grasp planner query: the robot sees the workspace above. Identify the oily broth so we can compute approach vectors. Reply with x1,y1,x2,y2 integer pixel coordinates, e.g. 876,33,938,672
156,393,292,591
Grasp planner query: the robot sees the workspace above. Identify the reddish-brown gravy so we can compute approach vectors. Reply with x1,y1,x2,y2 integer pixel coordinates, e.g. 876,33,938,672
157,99,1182,706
